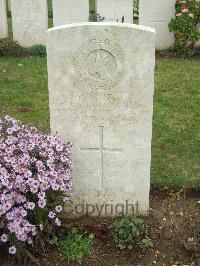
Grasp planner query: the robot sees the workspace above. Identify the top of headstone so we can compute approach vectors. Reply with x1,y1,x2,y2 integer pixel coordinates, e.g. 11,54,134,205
47,22,156,34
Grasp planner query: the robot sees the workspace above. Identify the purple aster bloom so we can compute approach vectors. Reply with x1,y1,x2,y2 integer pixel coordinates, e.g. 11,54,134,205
55,218,61,226
6,212,13,221
25,202,35,210
56,144,63,152
9,246,17,254
52,184,59,191
38,199,46,209
55,205,62,213
38,191,45,199
0,116,73,249
63,197,70,203
20,208,27,217
48,211,56,219
1,234,8,243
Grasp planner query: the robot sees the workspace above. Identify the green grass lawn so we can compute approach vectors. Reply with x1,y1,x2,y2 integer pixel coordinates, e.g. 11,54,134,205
0,57,199,187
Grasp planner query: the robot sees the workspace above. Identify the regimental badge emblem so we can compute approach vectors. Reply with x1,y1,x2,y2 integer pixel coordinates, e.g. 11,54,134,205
74,39,126,90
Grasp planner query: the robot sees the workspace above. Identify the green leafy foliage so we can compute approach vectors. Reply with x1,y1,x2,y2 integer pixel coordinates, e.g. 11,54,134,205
141,238,154,248
58,228,94,264
110,218,153,250
168,43,199,57
0,39,47,57
169,0,200,53
28,45,46,57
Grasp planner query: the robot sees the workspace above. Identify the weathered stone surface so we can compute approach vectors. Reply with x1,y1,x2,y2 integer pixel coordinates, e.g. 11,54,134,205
139,0,175,50
0,0,8,38
52,0,89,26
96,0,133,23
11,0,48,47
47,23,155,217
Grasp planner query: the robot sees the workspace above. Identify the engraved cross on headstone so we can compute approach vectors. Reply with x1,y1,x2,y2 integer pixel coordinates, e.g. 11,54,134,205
80,126,123,188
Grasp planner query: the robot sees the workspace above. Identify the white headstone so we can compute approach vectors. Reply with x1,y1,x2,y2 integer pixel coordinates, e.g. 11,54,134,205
0,0,8,38
96,0,133,23
11,0,48,47
52,0,89,26
139,0,175,50
47,23,155,217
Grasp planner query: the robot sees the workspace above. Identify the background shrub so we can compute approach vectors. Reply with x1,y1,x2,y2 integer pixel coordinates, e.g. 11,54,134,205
28,45,46,57
0,38,27,57
169,0,200,52
168,43,200,57
0,39,47,57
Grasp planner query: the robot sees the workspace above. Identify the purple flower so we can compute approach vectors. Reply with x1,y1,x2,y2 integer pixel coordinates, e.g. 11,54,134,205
48,211,56,219
55,205,62,213
3,202,12,212
36,160,44,170
38,199,46,208
30,185,39,194
25,202,35,210
20,209,27,217
9,246,17,254
40,181,49,191
6,128,14,135
55,218,61,226
63,197,70,203
56,144,63,152
1,234,8,243
52,183,59,191
6,212,13,221
0,143,6,150
5,137,14,145
38,192,45,199
0,116,73,252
